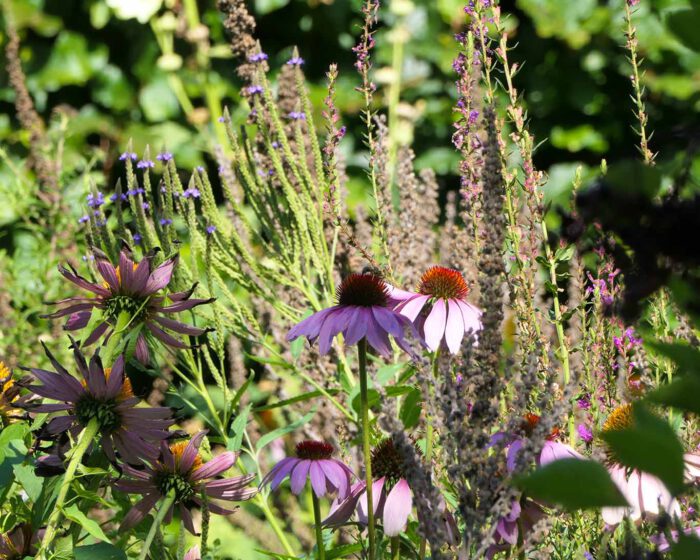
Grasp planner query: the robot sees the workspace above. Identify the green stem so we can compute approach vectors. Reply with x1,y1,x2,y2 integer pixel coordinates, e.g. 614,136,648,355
358,339,376,559
391,536,401,560
419,350,439,558
36,419,99,559
312,492,326,560
139,493,176,560
256,494,296,556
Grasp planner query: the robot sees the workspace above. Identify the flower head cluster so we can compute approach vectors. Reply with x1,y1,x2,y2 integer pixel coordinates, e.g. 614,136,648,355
0,361,24,426
21,344,174,465
86,192,105,208
117,431,257,533
45,249,213,364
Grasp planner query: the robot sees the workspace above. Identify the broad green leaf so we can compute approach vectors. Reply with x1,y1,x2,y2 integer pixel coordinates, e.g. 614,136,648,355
74,542,127,560
400,387,423,429
516,459,628,510
601,403,685,495
672,534,700,560
12,463,43,502
256,410,315,452
63,504,109,542
228,403,252,452
648,375,700,415
666,9,700,52
646,340,700,377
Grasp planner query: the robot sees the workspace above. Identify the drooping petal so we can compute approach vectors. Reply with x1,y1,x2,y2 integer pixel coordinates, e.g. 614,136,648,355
364,317,392,357
423,300,447,352
179,503,197,535
289,460,311,495
46,415,76,435
397,294,430,322
154,316,207,336
143,257,177,296
309,461,328,498
191,452,236,481
83,321,110,347
539,441,584,466
318,308,350,355
120,493,160,531
145,322,190,349
287,308,335,343
64,311,92,331
601,466,631,526
506,439,523,473
457,300,483,335
382,479,412,536
135,334,150,363
266,458,299,491
371,307,402,339
444,299,466,354
343,307,368,347
323,482,365,527
358,477,386,524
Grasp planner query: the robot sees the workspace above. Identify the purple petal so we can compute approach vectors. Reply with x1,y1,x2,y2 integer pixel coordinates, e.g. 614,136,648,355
95,259,119,292
287,308,335,342
179,503,197,534
397,294,430,322
119,251,137,292
83,321,110,346
371,307,402,339
261,457,296,489
539,441,584,467
506,439,523,473
146,322,190,349
444,299,465,354
309,461,327,498
58,264,111,297
457,300,483,335
364,316,392,357
106,355,126,397
154,315,206,336
358,477,386,524
64,311,92,331
27,368,83,402
318,308,350,355
290,460,311,494
86,353,108,398
343,307,368,346
46,415,76,435
323,481,365,527
143,257,177,296
131,258,151,294
135,334,150,363
120,494,160,531
191,452,235,481
158,298,214,313
179,431,206,473
423,300,447,352
383,478,412,537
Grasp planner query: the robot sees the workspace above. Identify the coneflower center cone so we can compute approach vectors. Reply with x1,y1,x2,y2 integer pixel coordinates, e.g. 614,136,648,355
371,438,415,488
601,404,635,465
337,273,389,307
296,440,334,460
418,266,469,300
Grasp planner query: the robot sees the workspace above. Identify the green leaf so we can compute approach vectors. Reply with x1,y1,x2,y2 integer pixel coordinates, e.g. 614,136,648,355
256,410,315,452
672,534,700,560
666,9,700,52
515,459,628,510
63,504,110,542
255,0,291,15
12,463,43,502
74,543,127,560
647,375,700,416
228,403,252,452
254,389,338,412
646,340,700,377
601,403,685,495
139,74,181,122
554,245,575,263
400,387,423,429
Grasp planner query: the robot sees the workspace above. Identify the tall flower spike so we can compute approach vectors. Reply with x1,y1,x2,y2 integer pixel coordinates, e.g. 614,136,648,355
288,272,420,357
116,431,257,534
20,343,174,466
261,440,354,499
389,266,482,353
44,248,214,363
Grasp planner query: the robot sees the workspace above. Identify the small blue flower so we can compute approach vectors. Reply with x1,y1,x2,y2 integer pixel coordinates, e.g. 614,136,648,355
288,111,306,121
142,202,150,210
137,160,155,169
78,215,90,224
133,233,142,245
286,56,305,66
248,52,268,62
206,225,217,235
247,85,264,95
157,152,173,162
119,152,137,161
159,218,173,226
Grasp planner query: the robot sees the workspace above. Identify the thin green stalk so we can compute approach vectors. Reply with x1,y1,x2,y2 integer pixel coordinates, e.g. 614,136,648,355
256,494,296,556
418,350,439,557
358,339,376,559
36,419,99,559
312,492,326,560
139,493,176,560
391,536,400,560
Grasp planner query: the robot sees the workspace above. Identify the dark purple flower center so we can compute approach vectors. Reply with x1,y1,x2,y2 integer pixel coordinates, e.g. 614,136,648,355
418,266,469,300
103,295,148,322
74,395,122,433
153,471,195,502
295,440,333,460
336,273,388,308
371,438,415,487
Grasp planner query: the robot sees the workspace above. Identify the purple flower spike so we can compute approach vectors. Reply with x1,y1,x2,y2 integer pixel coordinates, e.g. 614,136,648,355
388,266,482,354
19,344,174,467
116,431,257,534
248,52,268,62
78,215,89,224
119,151,137,161
261,440,354,499
287,273,420,358
157,152,173,162
137,160,155,169
246,85,264,95
160,218,173,226
44,249,214,364
287,56,305,66
288,111,306,121
87,192,105,208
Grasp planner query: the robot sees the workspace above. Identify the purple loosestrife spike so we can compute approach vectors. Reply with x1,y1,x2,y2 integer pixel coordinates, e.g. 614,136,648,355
19,345,174,467
388,266,483,354
261,440,354,499
116,431,257,534
287,272,421,357
44,249,214,364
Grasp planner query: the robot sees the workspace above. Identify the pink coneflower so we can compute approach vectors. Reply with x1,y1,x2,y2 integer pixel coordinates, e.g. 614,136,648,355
45,249,213,363
261,440,353,499
287,272,418,357
599,404,694,525
389,266,482,353
117,431,257,534
20,344,174,465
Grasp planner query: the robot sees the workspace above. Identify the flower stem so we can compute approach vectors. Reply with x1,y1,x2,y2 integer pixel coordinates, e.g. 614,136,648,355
312,492,326,560
358,339,376,559
139,493,176,560
391,536,401,560
36,418,99,559
256,494,296,556
419,350,439,558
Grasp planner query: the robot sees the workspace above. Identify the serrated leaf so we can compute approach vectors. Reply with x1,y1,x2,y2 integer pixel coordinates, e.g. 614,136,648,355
515,459,628,510
601,403,685,495
63,504,109,542
256,410,315,452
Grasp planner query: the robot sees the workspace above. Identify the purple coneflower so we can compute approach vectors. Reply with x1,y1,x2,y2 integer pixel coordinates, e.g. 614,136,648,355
45,249,213,363
262,440,353,499
21,344,174,465
287,272,417,357
599,404,684,525
389,266,482,354
117,431,257,534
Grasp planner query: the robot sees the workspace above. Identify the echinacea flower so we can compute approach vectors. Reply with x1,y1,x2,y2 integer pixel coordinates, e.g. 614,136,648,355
184,546,201,560
287,272,418,357
324,438,458,541
598,404,700,526
45,248,213,363
261,440,354,499
21,343,174,465
116,431,257,533
389,266,482,353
